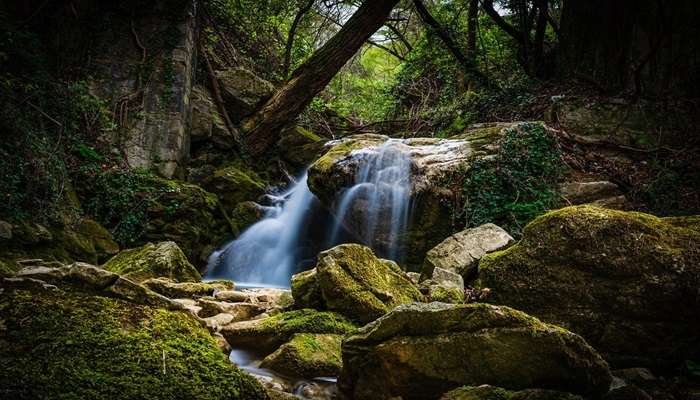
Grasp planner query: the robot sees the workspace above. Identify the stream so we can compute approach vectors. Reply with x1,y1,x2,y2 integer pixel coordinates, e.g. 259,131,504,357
204,140,415,398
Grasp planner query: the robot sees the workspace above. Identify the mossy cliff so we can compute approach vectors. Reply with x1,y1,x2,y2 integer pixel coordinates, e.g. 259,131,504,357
477,205,700,370
0,282,267,400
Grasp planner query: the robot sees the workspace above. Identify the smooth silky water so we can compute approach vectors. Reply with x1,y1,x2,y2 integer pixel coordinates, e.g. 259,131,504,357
204,140,414,399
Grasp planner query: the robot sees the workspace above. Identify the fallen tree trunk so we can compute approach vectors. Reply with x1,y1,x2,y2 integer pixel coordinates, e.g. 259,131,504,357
242,0,400,157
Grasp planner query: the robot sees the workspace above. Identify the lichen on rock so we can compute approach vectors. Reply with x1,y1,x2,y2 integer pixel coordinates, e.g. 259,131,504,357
339,302,612,400
260,333,343,378
477,205,700,369
314,244,424,323
102,241,201,283
0,282,267,400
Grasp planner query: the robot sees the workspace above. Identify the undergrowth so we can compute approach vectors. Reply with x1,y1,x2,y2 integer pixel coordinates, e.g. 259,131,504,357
459,122,565,235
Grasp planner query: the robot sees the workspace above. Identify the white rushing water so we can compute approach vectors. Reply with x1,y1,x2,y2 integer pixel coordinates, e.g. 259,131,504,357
205,173,317,288
327,139,412,261
205,139,414,287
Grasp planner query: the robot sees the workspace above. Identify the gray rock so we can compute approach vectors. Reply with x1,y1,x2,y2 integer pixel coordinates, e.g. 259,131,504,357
0,220,12,240
197,298,265,320
422,223,513,280
215,290,251,302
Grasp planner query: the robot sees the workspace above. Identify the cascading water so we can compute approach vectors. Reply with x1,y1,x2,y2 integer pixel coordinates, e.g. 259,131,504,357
327,139,412,261
205,173,318,288
205,139,414,288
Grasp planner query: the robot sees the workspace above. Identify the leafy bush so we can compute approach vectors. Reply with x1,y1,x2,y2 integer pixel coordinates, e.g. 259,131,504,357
460,123,565,235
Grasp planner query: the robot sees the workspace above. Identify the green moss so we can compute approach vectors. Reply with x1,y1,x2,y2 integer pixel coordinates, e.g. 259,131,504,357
477,205,700,369
428,285,464,304
260,333,342,378
142,278,234,299
102,242,201,283
0,285,267,400
290,268,323,309
316,244,424,323
260,309,357,336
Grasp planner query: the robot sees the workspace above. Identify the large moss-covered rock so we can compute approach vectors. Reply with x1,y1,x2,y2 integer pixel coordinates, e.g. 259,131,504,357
102,241,201,283
0,218,119,276
277,125,326,169
339,302,612,400
0,282,267,400
220,309,356,354
315,244,424,323
307,126,507,269
441,385,583,400
260,333,343,378
194,162,267,214
477,206,700,369
190,85,233,149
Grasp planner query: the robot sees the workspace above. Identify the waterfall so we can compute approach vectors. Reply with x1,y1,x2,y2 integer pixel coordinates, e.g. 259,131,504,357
205,139,414,288
327,139,412,261
205,173,317,288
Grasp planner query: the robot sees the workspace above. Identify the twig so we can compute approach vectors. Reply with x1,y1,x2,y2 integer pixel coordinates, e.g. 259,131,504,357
27,102,63,127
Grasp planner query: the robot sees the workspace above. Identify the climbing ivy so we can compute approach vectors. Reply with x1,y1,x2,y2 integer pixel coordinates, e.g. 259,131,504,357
460,122,565,235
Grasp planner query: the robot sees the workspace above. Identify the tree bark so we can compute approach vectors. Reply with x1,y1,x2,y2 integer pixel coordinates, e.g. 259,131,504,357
412,0,487,82
242,0,400,157
466,0,478,61
282,0,315,78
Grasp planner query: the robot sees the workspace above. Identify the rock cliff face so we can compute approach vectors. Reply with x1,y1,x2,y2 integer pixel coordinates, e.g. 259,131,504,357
90,0,199,178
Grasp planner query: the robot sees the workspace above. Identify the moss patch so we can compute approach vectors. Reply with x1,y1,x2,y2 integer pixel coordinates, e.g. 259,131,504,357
442,385,583,400
477,205,700,370
0,284,267,400
260,333,342,378
102,241,200,283
315,244,424,323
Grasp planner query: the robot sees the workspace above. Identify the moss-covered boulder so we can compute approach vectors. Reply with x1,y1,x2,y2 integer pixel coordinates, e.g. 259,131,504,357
277,125,327,169
142,277,234,299
441,385,584,400
339,302,612,400
260,333,343,378
290,268,323,309
0,218,119,276
477,206,700,369
229,201,266,236
0,282,267,400
220,309,356,354
315,244,424,323
307,127,506,270
199,163,267,213
102,241,200,283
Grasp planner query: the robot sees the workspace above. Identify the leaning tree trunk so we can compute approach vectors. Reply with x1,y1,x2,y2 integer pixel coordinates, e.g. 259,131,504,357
243,0,400,157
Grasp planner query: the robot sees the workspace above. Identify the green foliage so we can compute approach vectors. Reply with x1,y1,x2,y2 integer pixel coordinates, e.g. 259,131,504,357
460,123,564,235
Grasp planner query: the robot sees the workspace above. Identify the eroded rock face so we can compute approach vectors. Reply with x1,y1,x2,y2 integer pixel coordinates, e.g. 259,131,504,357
313,244,424,323
307,126,506,269
477,206,700,369
260,333,343,378
102,241,201,283
339,302,612,400
421,223,513,281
